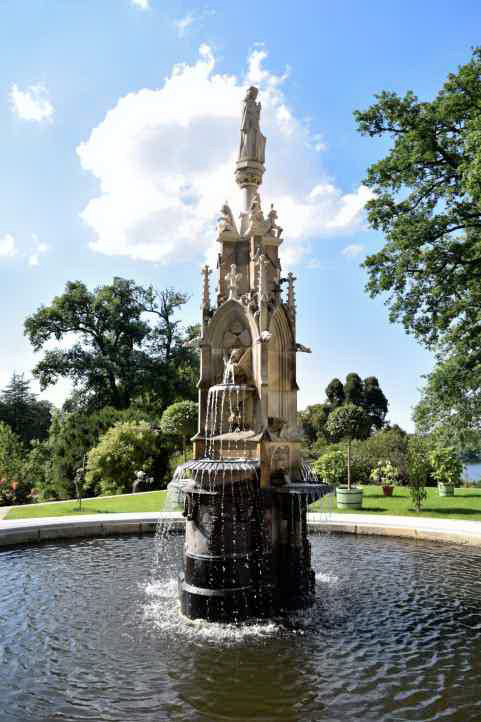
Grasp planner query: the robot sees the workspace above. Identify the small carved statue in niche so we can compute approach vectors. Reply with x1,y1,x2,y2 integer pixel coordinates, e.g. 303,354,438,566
267,204,283,239
218,201,237,235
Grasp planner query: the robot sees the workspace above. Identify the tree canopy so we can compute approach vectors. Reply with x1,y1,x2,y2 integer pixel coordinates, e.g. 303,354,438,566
24,277,198,411
355,47,481,365
299,373,388,444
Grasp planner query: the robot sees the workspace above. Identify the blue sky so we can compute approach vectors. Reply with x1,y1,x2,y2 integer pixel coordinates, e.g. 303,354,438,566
0,0,480,430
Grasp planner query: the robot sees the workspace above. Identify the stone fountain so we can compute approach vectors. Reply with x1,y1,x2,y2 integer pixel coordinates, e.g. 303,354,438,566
167,85,331,622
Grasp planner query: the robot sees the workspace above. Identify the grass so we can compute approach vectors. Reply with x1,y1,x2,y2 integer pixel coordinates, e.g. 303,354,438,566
5,485,481,523
5,490,168,519
311,484,481,521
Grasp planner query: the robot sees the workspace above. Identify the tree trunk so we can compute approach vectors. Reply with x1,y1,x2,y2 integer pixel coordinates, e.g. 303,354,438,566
183,436,186,463
347,439,351,491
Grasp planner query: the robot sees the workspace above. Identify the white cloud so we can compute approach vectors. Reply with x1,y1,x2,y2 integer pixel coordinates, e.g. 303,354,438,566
173,8,215,37
0,234,17,258
341,243,366,258
9,83,54,122
174,13,195,36
131,0,151,9
28,234,50,267
77,45,371,267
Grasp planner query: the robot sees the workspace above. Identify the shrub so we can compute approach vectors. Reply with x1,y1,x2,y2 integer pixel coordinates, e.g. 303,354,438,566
313,449,346,485
21,440,52,502
407,436,431,511
370,460,399,486
429,446,463,487
86,421,172,495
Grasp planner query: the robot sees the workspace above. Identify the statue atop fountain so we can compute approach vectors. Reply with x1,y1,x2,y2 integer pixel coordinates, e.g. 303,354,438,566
167,87,330,622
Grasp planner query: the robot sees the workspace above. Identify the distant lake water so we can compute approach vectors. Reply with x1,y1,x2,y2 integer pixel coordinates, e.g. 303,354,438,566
464,462,481,483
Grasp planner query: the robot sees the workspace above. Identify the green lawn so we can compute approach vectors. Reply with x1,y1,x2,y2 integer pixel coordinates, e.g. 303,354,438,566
5,485,481,523
311,484,481,521
5,490,168,519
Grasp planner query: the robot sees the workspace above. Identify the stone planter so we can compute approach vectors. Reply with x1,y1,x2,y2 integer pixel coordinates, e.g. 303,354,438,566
336,486,363,510
438,482,455,497
382,485,394,497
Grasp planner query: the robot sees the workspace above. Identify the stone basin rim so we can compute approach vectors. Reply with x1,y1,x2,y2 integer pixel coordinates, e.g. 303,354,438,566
2,512,481,548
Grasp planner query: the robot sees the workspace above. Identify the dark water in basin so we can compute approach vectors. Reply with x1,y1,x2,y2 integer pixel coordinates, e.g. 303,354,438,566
1,532,481,722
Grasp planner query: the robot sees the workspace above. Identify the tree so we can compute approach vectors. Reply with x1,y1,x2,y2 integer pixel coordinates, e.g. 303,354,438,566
299,374,388,443
298,404,330,444
325,378,345,409
85,421,171,496
0,422,29,505
413,357,481,451
355,47,481,361
160,400,198,461
325,404,370,490
406,436,431,512
0,373,52,445
46,406,132,498
24,278,198,411
362,376,388,430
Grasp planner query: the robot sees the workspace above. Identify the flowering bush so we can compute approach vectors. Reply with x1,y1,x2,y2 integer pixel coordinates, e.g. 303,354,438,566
370,460,399,486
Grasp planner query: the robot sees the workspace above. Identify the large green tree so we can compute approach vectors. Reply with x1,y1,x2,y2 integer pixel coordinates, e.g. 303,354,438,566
24,278,198,411
355,47,481,358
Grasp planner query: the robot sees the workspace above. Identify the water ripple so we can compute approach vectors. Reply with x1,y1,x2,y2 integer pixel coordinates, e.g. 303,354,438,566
1,533,481,720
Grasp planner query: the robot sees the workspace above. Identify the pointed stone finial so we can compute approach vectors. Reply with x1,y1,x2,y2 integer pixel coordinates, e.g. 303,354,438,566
226,263,242,300
257,253,269,304
287,272,297,319
202,264,212,310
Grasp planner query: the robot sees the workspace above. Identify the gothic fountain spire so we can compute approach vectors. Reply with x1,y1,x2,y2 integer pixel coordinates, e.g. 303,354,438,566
166,85,331,625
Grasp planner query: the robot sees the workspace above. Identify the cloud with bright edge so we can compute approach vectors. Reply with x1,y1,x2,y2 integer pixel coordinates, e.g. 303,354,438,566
28,234,50,267
131,0,151,9
77,45,372,267
342,243,365,258
0,234,17,258
174,13,195,37
9,83,54,122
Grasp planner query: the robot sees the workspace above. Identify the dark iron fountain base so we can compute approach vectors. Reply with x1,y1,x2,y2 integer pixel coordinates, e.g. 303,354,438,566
178,475,327,623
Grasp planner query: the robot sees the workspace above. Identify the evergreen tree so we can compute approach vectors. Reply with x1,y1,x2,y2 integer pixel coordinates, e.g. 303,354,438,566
0,373,52,446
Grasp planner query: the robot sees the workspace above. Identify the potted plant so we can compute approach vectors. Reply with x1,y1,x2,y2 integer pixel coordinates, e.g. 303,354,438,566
370,459,398,496
325,403,369,510
429,446,463,497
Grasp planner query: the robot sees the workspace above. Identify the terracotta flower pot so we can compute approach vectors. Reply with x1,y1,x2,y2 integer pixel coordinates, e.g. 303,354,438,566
382,485,394,497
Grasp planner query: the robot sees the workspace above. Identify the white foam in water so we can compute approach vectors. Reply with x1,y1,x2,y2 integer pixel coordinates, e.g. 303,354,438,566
142,574,336,642
316,572,339,584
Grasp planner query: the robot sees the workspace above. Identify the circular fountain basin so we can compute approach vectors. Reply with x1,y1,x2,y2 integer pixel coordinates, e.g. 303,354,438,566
2,532,481,721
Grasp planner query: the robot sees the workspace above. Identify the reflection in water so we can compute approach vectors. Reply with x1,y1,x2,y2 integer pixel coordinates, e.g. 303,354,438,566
1,533,481,721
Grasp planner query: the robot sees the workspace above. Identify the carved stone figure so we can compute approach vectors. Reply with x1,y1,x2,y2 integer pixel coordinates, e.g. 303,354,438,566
246,193,269,236
267,204,283,239
217,201,237,235
239,87,266,164
226,263,242,300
